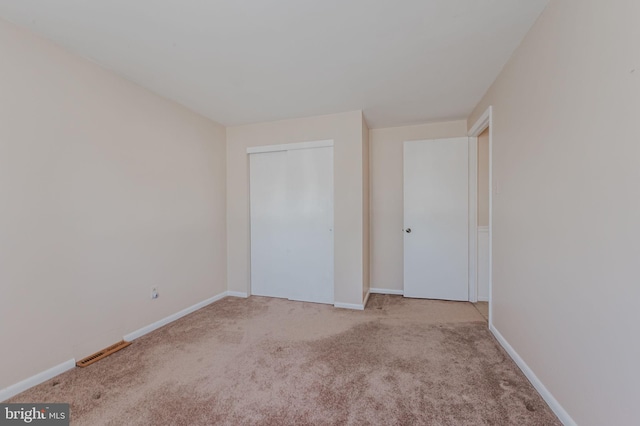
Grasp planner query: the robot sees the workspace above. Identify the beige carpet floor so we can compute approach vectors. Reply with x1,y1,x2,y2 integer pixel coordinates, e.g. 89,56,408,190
473,302,489,321
9,295,560,425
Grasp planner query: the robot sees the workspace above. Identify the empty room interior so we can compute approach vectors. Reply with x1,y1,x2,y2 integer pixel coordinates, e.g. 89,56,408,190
0,0,638,425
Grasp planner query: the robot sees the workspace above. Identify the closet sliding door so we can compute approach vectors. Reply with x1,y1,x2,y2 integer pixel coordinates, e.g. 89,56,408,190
249,142,334,305
249,150,290,299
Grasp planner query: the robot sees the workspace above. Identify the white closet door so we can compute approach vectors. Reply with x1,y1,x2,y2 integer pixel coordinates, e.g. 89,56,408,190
249,151,290,299
286,147,334,304
249,146,334,304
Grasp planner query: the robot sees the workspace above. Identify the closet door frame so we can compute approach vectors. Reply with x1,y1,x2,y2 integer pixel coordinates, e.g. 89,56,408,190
247,140,334,155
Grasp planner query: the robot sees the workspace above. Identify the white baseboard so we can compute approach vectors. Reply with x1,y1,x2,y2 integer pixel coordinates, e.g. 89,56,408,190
226,291,248,298
0,359,76,402
490,324,576,426
369,288,404,295
334,300,366,310
124,291,228,341
478,296,489,302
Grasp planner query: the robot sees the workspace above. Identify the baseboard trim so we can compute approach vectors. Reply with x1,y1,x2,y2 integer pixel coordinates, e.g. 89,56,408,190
226,291,249,298
369,288,404,295
334,300,365,310
123,291,228,341
490,324,576,426
0,359,76,402
478,296,489,302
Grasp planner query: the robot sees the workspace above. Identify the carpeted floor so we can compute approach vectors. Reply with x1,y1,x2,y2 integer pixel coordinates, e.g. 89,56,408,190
8,295,560,425
473,302,489,321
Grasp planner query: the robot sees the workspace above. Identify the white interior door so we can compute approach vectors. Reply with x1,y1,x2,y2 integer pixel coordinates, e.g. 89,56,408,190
249,145,334,304
404,138,469,301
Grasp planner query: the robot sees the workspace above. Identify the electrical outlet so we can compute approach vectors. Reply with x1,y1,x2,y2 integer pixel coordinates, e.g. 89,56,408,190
151,288,158,299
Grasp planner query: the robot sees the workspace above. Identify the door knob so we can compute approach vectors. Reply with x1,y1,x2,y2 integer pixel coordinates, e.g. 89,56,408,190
405,228,412,233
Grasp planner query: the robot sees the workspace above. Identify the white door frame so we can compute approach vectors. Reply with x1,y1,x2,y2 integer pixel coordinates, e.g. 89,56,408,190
468,106,493,325
468,136,478,303
247,139,334,154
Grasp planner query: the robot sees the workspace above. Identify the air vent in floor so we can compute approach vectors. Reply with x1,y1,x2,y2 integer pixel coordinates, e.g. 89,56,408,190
76,340,131,367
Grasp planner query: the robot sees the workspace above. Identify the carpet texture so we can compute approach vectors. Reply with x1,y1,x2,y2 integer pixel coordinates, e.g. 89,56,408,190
9,295,560,425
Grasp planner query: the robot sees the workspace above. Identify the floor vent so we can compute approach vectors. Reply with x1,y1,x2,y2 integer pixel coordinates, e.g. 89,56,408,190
76,340,131,367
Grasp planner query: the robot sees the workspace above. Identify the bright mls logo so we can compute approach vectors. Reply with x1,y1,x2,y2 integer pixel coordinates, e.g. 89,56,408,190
0,404,69,425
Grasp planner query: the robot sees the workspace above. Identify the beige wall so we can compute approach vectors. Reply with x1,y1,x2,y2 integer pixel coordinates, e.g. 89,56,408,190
477,128,490,227
362,117,370,300
369,121,468,291
0,18,227,390
468,0,640,424
226,111,368,305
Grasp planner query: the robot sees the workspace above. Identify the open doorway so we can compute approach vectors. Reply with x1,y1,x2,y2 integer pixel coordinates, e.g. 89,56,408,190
469,107,492,325
474,127,490,321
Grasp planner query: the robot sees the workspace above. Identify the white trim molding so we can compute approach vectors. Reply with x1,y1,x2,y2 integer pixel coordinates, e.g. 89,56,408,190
490,325,576,426
369,288,404,295
468,107,491,137
123,291,228,341
334,300,366,310
0,359,76,402
226,291,249,298
246,139,333,154
468,136,478,303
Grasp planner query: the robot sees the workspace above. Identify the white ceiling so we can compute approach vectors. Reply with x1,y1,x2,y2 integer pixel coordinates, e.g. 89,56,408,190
0,0,548,128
